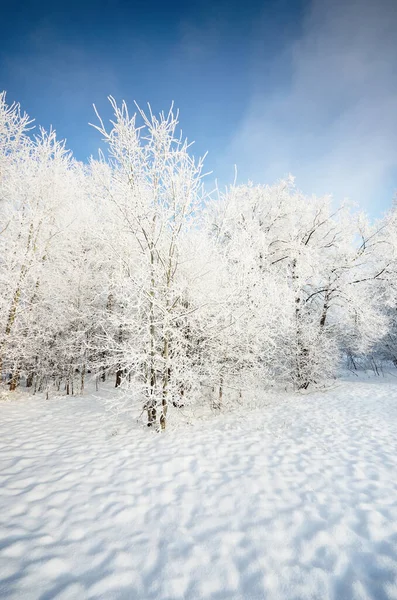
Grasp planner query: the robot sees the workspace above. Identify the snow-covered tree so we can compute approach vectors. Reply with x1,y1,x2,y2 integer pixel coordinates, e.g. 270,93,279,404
90,98,209,428
207,178,388,389
1,90,394,427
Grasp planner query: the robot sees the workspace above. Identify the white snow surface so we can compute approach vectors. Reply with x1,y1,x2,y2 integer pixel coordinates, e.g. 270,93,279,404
1,379,397,599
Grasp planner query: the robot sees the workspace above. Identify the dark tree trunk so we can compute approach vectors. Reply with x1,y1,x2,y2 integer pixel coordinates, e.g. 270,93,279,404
9,371,19,391
115,324,123,387
115,369,123,388
147,366,157,426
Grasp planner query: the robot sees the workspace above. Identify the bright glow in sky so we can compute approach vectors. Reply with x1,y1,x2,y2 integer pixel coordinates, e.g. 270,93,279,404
1,0,396,217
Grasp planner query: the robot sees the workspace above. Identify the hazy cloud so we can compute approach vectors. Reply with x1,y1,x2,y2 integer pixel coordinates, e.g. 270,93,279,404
223,0,397,214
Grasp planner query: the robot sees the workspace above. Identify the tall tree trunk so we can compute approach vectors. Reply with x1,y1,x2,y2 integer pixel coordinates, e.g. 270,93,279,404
115,368,123,388
80,363,86,393
292,259,309,390
115,324,123,387
319,290,330,329
9,366,19,391
218,375,223,406
147,367,157,426
160,335,169,430
147,244,157,426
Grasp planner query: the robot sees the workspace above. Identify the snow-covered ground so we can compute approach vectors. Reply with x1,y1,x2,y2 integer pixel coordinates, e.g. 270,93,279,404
1,378,397,599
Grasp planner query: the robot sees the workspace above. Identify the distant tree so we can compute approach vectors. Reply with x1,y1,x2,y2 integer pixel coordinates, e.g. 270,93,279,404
208,178,388,389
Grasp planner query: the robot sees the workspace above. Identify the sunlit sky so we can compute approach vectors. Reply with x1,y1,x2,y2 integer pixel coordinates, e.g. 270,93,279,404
1,0,396,217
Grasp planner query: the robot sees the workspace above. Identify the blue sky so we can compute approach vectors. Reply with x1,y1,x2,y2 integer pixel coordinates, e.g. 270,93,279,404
1,0,396,217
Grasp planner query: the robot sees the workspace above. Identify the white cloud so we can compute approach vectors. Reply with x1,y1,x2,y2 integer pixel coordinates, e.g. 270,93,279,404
222,0,397,214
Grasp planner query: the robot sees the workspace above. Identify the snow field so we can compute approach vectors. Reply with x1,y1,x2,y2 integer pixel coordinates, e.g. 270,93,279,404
1,380,397,599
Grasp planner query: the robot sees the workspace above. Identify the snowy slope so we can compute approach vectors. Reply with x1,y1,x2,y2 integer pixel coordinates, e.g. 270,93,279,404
1,380,397,599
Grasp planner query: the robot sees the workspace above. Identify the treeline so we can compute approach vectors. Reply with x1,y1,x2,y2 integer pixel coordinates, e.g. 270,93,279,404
1,93,396,428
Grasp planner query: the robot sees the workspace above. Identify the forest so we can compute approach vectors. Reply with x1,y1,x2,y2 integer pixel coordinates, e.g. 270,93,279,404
1,92,396,429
